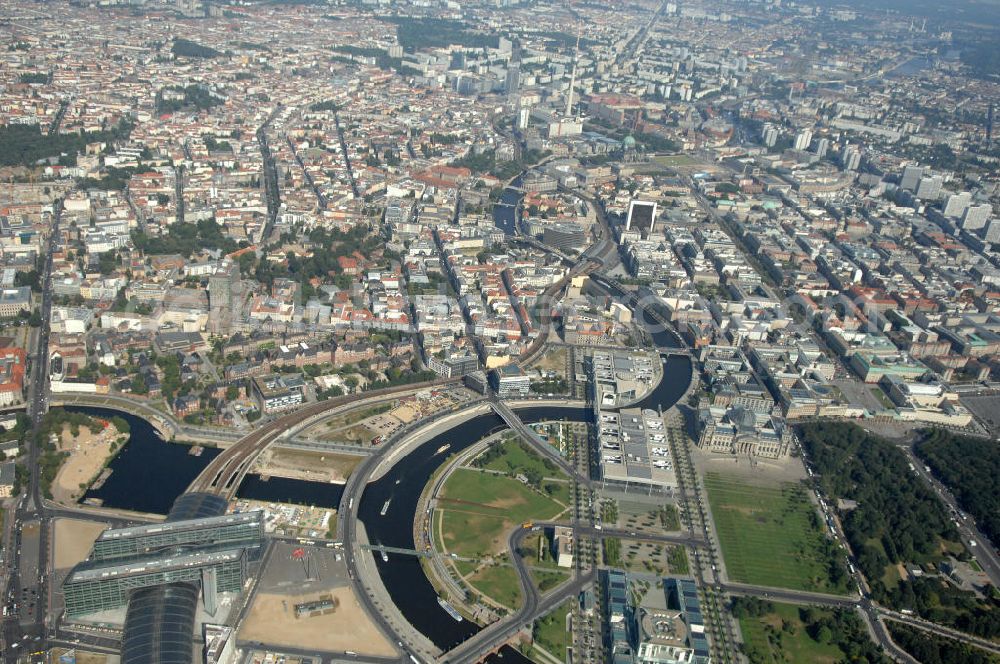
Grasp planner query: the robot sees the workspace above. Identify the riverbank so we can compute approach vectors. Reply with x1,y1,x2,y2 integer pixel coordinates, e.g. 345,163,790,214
52,418,128,505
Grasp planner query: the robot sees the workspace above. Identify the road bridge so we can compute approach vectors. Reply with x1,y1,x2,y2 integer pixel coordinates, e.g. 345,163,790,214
187,378,460,498
489,397,593,488
361,544,436,560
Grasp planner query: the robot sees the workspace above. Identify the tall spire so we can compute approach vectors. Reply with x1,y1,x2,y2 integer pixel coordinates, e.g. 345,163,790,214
565,30,580,117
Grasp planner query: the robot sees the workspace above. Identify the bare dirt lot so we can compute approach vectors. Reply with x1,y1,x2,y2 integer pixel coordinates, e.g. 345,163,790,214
53,422,120,504
238,588,396,657
255,449,363,483
53,518,108,570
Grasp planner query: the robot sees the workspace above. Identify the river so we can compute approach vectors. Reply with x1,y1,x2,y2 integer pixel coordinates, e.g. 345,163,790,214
493,182,523,235
361,351,692,653
66,292,693,660
889,56,934,77
74,407,221,515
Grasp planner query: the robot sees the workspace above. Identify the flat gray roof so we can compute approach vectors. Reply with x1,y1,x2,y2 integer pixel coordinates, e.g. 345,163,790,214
68,546,245,583
96,511,262,542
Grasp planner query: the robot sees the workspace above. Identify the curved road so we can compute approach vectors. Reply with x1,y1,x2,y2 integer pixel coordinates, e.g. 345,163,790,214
187,377,459,496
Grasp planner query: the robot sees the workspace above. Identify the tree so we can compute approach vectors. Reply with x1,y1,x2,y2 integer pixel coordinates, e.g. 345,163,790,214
131,375,148,395
110,416,130,435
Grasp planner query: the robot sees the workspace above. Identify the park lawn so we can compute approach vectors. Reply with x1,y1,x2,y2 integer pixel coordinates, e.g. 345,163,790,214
432,509,445,552
739,603,841,664
481,439,559,479
453,559,478,577
704,473,847,594
532,597,575,661
468,564,522,610
441,469,566,519
870,387,895,410
440,512,511,558
438,469,566,557
532,568,570,593
477,439,574,505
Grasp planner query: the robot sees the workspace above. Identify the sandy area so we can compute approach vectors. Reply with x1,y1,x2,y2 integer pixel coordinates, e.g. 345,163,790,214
692,444,806,485
53,518,108,570
53,422,121,504
50,649,113,664
256,450,363,483
390,404,418,423
238,588,396,657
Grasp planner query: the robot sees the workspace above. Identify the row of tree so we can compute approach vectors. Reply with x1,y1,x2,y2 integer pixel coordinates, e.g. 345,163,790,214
916,428,1000,549
798,422,1000,638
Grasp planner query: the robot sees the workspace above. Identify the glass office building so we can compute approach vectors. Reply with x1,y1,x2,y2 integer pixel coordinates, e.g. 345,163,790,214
63,545,248,617
90,512,265,563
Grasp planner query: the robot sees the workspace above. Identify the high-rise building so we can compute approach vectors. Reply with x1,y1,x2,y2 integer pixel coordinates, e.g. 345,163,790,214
984,219,1000,243
793,129,813,151
900,165,925,192
915,175,943,200
504,61,520,96
815,138,830,158
943,192,972,218
841,146,861,171
761,125,778,148
625,201,658,237
517,106,530,130
543,222,587,252
962,204,993,231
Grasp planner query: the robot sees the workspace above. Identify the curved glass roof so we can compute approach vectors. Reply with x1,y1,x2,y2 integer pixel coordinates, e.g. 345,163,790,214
121,582,200,664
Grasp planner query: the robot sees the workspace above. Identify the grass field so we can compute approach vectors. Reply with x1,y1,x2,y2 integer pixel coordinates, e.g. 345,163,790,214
438,468,567,558
481,438,553,475
704,473,848,593
739,603,841,664
468,563,522,609
532,598,575,661
532,568,570,593
479,439,572,505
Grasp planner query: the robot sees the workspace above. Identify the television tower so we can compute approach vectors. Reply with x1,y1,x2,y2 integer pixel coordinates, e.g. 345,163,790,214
988,103,994,148
565,30,580,117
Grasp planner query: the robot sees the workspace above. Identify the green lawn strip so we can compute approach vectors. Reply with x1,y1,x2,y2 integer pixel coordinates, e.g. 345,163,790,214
453,559,479,577
532,597,575,659
531,568,571,593
667,545,689,575
468,563,523,609
432,508,445,552
704,473,846,593
482,438,551,473
739,603,841,664
441,469,566,519
440,512,512,558
438,469,566,558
